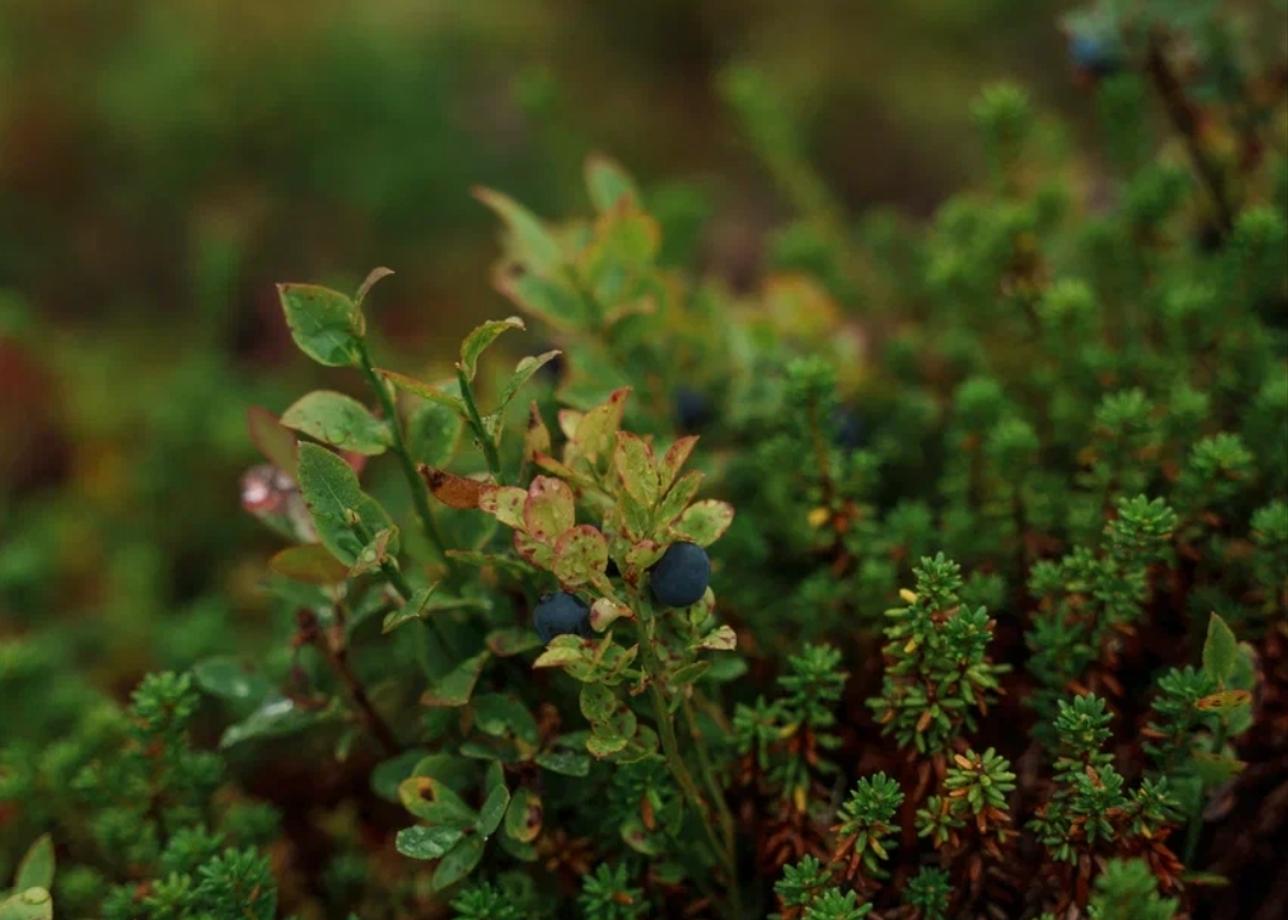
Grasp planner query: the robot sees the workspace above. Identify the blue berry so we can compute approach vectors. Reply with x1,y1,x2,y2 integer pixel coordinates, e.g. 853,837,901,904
674,387,713,433
831,406,867,450
649,542,711,607
534,592,590,642
1069,32,1119,78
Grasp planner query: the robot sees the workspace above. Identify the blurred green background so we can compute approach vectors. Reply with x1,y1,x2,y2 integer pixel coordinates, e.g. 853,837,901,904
0,0,1087,688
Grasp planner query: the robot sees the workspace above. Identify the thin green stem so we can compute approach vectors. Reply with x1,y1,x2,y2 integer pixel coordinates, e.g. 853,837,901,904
456,367,504,482
682,695,736,856
1184,717,1229,864
356,343,453,571
635,597,740,915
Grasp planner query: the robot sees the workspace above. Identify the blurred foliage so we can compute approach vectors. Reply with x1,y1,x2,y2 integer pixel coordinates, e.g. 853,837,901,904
0,0,1286,918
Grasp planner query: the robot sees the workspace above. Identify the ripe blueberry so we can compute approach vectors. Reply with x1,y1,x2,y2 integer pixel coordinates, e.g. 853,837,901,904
1068,32,1119,78
534,592,591,642
674,386,713,434
831,406,867,450
649,541,711,607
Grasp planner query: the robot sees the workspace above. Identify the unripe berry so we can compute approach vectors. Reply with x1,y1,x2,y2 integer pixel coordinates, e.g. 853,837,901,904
649,541,711,607
534,592,591,642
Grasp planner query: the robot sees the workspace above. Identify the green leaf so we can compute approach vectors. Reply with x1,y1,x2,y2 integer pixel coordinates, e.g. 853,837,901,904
1191,750,1245,785
485,627,544,657
458,316,525,383
0,887,53,920
193,657,271,704
585,153,640,213
395,825,464,861
1202,612,1238,685
669,661,711,687
349,527,398,577
614,432,660,508
569,387,630,461
586,729,629,758
476,781,510,838
371,748,430,802
220,697,333,748
533,638,584,668
504,787,543,843
399,776,477,828
14,835,53,892
553,525,609,587
379,369,469,414
474,188,563,273
696,625,736,651
295,442,396,565
656,470,704,526
579,683,617,723
472,694,540,744
277,283,363,367
281,390,390,455
589,598,633,632
382,585,438,634
672,500,734,547
496,350,561,412
422,651,491,707
478,486,528,530
432,835,486,891
534,749,591,777
523,476,575,543
408,400,465,468
268,544,351,585
495,269,586,331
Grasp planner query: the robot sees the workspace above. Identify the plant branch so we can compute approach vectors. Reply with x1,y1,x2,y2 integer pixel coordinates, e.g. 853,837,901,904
1144,33,1235,236
456,367,504,482
635,595,740,914
304,608,400,756
356,341,453,571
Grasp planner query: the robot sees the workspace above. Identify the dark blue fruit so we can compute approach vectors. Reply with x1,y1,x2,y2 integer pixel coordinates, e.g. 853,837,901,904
1069,32,1119,78
674,387,713,434
534,592,590,642
831,407,867,450
649,542,711,607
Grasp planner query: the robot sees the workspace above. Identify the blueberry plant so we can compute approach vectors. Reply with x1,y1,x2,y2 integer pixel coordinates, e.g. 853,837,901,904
2,1,1286,917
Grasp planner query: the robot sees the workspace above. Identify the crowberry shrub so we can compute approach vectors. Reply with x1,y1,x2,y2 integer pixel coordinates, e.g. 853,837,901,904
2,1,1284,918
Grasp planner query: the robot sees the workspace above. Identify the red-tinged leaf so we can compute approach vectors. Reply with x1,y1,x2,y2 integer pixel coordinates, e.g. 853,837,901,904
553,525,609,587
514,530,555,569
525,402,551,461
590,598,633,631
524,476,575,542
247,406,298,476
479,486,527,529
672,499,734,546
355,266,394,306
614,431,660,507
659,436,698,491
1195,689,1252,711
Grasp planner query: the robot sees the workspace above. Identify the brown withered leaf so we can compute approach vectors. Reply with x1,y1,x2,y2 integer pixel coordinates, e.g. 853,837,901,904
419,466,494,509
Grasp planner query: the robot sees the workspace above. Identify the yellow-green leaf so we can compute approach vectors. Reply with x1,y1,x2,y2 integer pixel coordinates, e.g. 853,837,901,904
458,317,525,383
281,390,389,455
277,283,363,367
